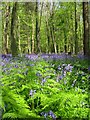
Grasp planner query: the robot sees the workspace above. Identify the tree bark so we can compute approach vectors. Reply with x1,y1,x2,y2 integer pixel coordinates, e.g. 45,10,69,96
64,30,67,53
32,14,35,53
49,3,57,54
35,1,40,53
75,2,78,54
88,2,90,57
11,2,18,57
83,2,89,56
46,19,50,53
4,3,10,54
38,2,43,53
17,16,22,55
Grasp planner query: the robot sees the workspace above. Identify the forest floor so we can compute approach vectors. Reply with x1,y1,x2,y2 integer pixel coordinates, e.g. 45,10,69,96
1,53,90,119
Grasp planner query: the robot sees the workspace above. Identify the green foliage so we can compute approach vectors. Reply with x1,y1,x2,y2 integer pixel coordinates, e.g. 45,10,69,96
1,57,89,119
2,2,84,54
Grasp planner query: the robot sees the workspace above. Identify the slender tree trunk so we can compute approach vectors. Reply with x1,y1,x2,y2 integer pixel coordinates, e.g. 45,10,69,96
38,2,43,53
4,3,10,54
64,30,67,53
49,3,57,54
11,2,18,57
83,2,89,56
52,24,57,54
88,2,90,57
45,2,52,53
35,1,40,53
75,2,78,54
27,35,31,54
49,25,54,53
18,16,21,54
32,14,35,53
46,20,50,53
35,1,38,53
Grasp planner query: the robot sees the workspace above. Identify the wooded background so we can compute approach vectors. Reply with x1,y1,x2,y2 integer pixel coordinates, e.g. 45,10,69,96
1,2,90,57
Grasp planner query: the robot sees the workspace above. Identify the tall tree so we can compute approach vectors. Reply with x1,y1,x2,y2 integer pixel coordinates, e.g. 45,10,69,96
4,3,10,54
35,1,40,53
32,13,35,53
49,2,57,53
75,2,78,54
11,2,18,57
83,2,89,56
88,2,90,57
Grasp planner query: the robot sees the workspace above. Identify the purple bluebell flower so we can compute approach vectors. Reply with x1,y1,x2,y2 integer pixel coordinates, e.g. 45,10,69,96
2,68,8,73
25,54,38,61
14,65,18,68
40,112,48,118
58,65,61,70
29,89,36,96
1,83,4,86
46,75,50,79
0,62,5,66
48,110,56,119
56,74,62,82
44,113,48,118
30,64,34,66
1,54,7,59
88,66,90,72
36,72,42,77
26,63,34,66
29,89,33,96
77,54,84,59
41,78,46,85
59,75,63,80
64,64,73,72
63,71,66,76
40,112,45,116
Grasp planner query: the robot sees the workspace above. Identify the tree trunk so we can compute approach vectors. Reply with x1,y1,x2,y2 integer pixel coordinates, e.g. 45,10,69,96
38,2,43,53
18,16,21,54
75,2,78,54
83,2,89,56
4,3,10,54
49,3,57,54
88,2,90,57
32,14,35,53
35,1,40,53
64,30,67,53
46,19,51,54
11,2,18,57
27,35,31,54
52,24,57,54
